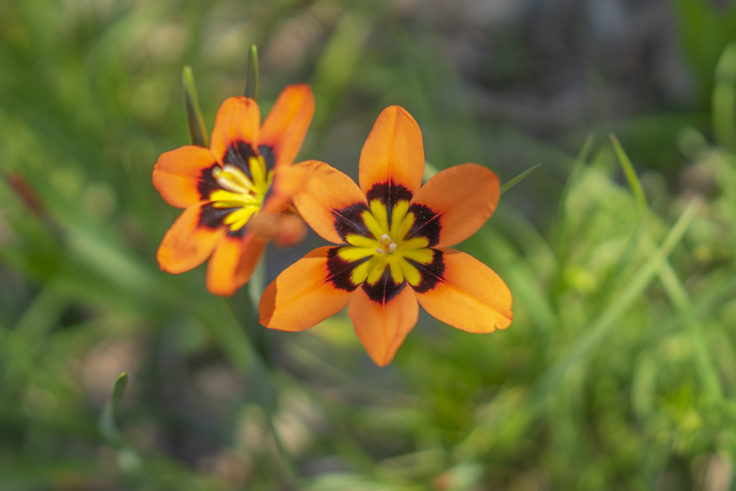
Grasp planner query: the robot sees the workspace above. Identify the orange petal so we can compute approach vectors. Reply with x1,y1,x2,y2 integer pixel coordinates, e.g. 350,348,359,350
153,146,218,208
206,233,265,296
348,286,418,366
260,246,353,331
270,214,307,247
415,249,512,333
410,164,500,248
358,106,424,197
292,160,367,244
246,165,311,245
157,203,223,274
248,210,307,247
259,84,315,169
262,165,309,214
210,96,261,166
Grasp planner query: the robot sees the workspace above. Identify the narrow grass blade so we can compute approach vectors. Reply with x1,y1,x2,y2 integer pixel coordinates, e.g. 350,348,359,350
182,66,208,147
556,133,594,215
713,41,736,150
551,134,594,253
610,133,648,213
244,44,259,100
99,372,128,445
651,239,723,400
501,164,541,195
576,133,595,165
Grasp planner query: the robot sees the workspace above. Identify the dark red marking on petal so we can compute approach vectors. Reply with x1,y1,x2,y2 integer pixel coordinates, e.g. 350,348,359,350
362,270,406,304
226,226,248,238
409,249,444,293
326,247,363,292
199,203,229,229
223,141,257,176
258,144,276,170
365,181,413,212
407,203,440,247
198,203,247,237
198,164,221,200
332,202,370,240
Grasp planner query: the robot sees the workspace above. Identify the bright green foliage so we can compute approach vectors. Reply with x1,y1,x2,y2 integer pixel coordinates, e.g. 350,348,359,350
1,1,736,490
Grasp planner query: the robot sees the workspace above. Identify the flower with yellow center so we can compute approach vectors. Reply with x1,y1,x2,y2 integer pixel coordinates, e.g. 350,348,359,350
209,156,273,232
152,85,314,295
338,199,432,288
259,105,513,366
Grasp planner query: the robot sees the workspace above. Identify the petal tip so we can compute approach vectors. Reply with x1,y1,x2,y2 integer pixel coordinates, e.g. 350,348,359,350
205,268,241,296
349,288,418,368
369,353,394,367
497,310,513,331
359,105,425,194
284,83,314,98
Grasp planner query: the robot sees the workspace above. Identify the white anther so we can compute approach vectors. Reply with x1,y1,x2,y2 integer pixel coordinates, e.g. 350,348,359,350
388,242,397,253
376,247,385,254
380,233,391,242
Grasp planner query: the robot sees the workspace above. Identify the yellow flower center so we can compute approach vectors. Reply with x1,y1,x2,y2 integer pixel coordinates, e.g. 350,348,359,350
337,199,434,287
209,156,273,232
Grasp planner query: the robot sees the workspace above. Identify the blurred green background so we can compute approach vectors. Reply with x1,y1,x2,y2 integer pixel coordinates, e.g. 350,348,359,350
2,0,736,489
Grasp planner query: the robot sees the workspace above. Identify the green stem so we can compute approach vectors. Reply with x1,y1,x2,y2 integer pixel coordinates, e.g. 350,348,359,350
181,66,208,147
245,45,259,100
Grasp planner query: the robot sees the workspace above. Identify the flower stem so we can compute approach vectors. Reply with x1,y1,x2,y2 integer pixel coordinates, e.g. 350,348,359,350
244,45,259,101
181,66,208,147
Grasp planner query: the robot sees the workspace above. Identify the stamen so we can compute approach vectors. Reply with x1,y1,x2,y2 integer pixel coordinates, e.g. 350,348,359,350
208,157,274,233
248,156,269,194
345,197,430,287
214,164,254,195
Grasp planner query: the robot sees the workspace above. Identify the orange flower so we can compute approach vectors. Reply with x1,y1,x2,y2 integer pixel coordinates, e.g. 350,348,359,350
259,106,512,366
153,85,314,296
